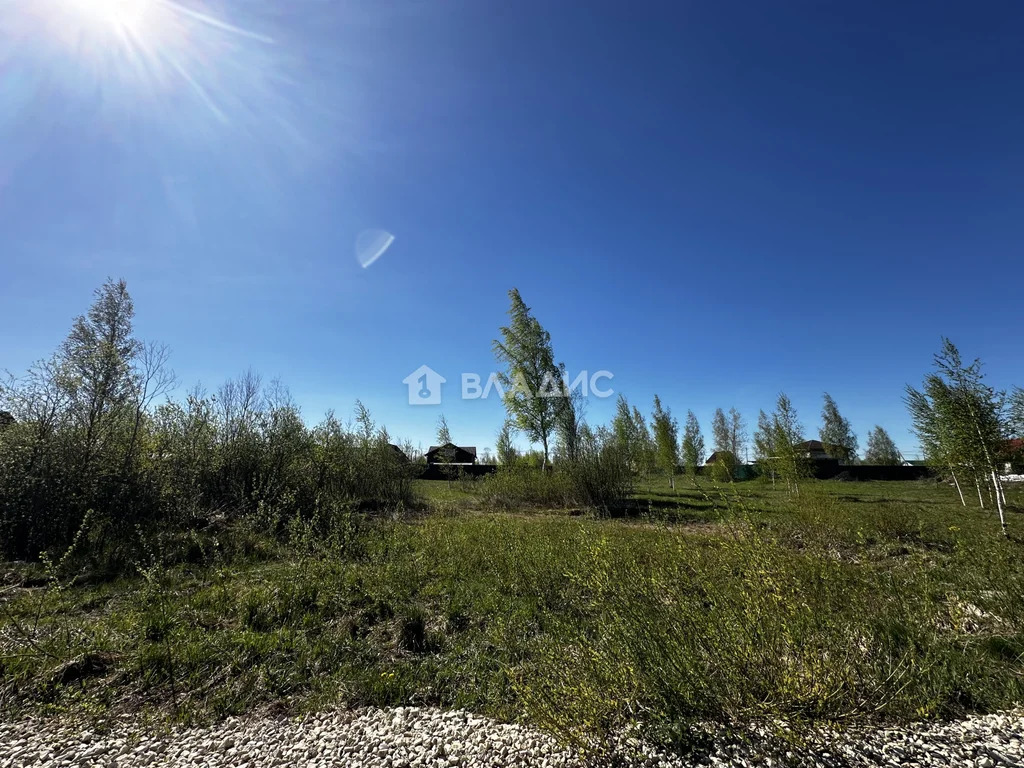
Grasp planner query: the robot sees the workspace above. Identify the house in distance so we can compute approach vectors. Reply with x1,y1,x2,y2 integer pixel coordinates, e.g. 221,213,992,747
426,444,477,466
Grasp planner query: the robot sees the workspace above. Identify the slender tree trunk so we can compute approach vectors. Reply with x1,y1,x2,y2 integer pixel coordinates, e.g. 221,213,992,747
950,467,966,506
976,478,985,509
991,470,1007,535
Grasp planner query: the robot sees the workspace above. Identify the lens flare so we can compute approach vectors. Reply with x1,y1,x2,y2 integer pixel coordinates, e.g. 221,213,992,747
56,0,157,35
355,229,395,269
2,0,284,133
1,0,353,213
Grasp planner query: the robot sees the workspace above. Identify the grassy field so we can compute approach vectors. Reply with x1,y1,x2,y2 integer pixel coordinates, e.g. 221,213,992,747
2,477,1023,749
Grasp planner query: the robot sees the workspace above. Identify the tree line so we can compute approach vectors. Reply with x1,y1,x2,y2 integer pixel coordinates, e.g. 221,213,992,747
489,290,1022,532
2,282,1021,564
490,290,906,477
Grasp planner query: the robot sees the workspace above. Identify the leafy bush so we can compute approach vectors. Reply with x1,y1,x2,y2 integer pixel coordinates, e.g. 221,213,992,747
480,426,632,513
0,281,414,570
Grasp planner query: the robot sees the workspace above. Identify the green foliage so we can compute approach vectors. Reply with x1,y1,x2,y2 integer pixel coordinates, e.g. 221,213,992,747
820,393,858,463
492,289,567,468
680,410,704,476
496,421,518,466
728,407,746,462
754,394,808,495
480,425,632,513
0,282,415,566
651,396,679,488
905,338,1009,530
865,425,902,465
611,395,655,480
711,408,730,456
1010,387,1024,440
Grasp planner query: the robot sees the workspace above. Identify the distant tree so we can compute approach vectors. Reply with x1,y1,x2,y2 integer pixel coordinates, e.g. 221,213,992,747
712,409,729,456
1010,387,1024,439
436,413,452,445
711,408,730,455
631,405,655,483
553,363,584,464
60,278,142,474
906,338,1008,532
863,426,902,465
355,399,375,444
753,410,774,460
680,410,705,480
436,414,457,486
492,288,565,469
612,395,648,477
0,410,13,431
479,447,495,465
612,395,634,460
651,395,680,489
710,407,745,480
759,393,806,495
496,420,518,466
728,407,747,463
819,393,858,463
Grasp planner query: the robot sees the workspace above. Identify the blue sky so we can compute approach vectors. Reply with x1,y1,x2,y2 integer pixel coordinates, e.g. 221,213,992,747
2,0,1022,458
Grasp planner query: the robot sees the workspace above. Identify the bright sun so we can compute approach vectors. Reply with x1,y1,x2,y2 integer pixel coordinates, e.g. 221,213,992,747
14,0,281,131
57,0,158,37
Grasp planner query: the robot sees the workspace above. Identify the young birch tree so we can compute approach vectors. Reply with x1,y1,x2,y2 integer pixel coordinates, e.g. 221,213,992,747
651,395,680,489
905,384,966,505
631,405,656,485
906,338,1009,533
863,426,902,465
492,289,564,470
753,409,776,484
1010,387,1024,439
496,420,519,466
711,408,730,456
770,393,806,495
728,407,747,463
820,393,858,463
612,395,648,476
554,363,584,464
681,410,705,482
436,414,457,487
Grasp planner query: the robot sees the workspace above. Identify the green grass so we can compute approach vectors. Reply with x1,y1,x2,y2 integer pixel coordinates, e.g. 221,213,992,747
2,478,1023,751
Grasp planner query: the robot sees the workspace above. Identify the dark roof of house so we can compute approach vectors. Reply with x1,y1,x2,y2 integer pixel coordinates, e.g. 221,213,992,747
705,450,735,464
388,444,409,461
795,440,826,452
427,443,477,457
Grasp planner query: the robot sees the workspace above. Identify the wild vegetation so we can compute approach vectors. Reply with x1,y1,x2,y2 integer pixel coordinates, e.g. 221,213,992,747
2,281,1024,755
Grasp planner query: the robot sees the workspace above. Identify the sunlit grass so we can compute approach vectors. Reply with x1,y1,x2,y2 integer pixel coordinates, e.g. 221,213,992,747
2,480,1023,749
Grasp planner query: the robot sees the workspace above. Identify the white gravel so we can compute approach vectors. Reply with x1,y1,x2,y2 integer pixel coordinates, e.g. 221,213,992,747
1,706,1023,767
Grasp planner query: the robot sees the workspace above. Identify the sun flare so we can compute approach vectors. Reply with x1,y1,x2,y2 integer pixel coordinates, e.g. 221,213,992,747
2,0,319,165
56,0,158,38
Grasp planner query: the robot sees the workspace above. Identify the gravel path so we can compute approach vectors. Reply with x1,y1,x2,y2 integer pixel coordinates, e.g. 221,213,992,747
2,706,1023,767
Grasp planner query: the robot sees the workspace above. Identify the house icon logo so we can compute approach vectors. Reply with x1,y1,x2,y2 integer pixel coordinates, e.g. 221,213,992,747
402,365,446,405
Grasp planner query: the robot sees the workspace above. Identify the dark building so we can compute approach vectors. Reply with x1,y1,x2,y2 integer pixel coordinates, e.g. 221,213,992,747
426,443,477,466
793,440,832,460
